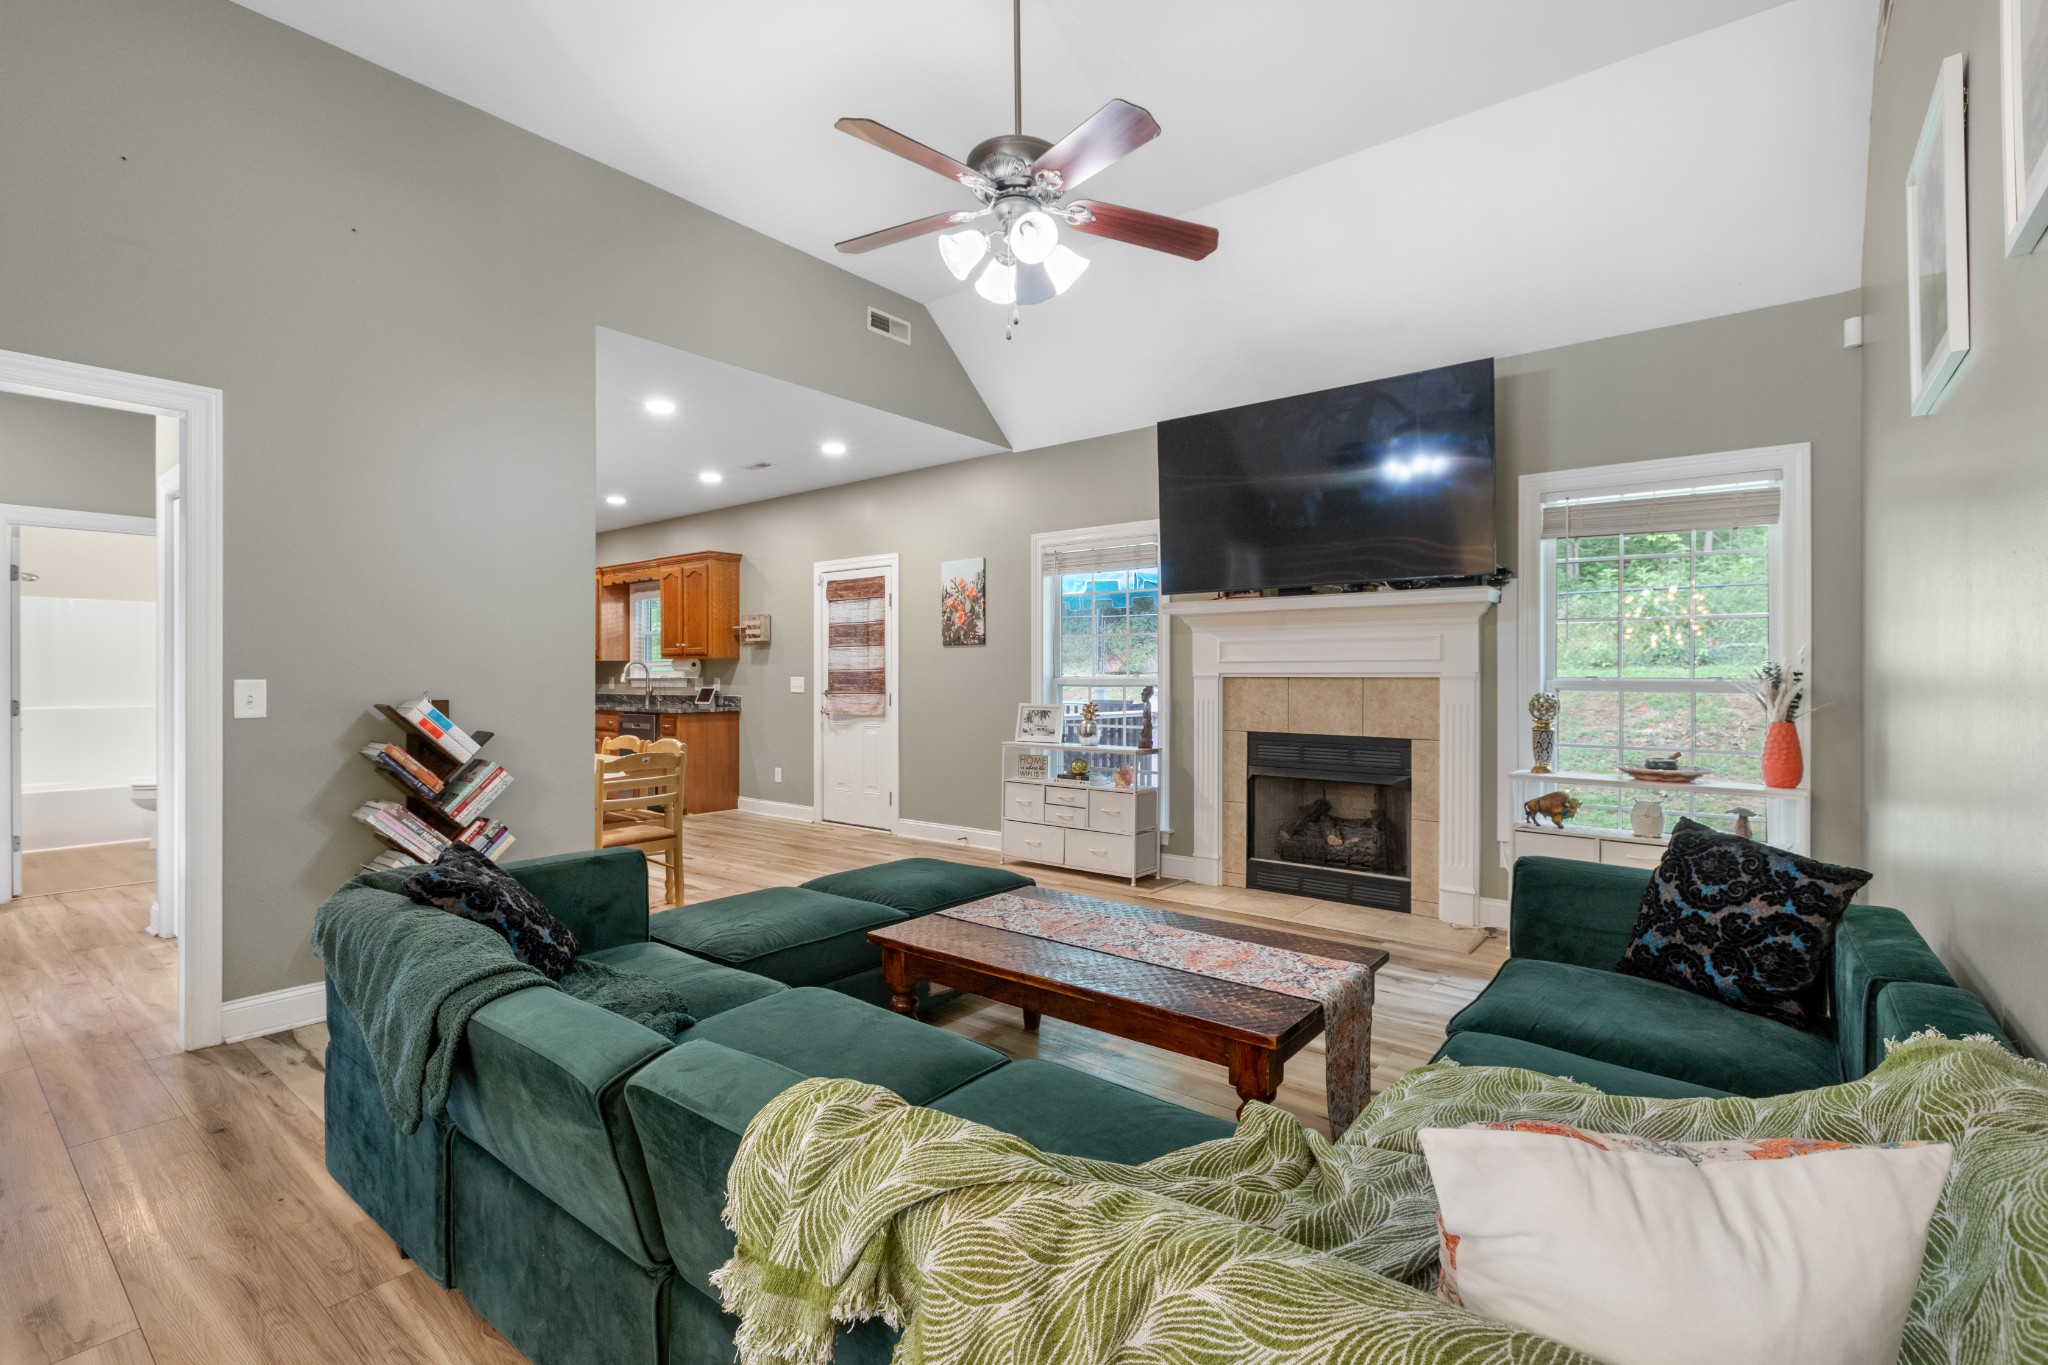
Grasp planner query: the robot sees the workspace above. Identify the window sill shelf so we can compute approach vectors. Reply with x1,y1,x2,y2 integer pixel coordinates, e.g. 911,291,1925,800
1510,769,1809,800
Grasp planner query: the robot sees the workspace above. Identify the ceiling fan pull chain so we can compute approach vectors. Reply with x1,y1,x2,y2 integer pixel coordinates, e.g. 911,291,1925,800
1005,305,1021,341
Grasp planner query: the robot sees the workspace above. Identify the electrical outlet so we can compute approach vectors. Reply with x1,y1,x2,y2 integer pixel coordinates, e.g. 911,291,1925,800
233,679,267,718
773,767,783,784
789,676,805,693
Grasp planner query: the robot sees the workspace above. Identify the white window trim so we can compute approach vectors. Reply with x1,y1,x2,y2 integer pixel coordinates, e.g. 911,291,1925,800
1501,444,1812,860
1028,519,1169,828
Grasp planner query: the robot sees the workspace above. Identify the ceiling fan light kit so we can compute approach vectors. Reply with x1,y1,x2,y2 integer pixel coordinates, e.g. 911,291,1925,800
833,0,1217,330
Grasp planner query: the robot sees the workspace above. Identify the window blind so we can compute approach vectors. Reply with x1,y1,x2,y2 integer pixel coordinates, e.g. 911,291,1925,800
1540,484,1781,540
1043,538,1160,577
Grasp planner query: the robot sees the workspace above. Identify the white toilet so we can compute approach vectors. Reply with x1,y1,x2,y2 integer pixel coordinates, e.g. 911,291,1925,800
132,780,157,852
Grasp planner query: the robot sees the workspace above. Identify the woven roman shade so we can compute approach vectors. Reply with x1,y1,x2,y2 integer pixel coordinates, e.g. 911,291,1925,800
822,576,886,717
1540,484,1781,540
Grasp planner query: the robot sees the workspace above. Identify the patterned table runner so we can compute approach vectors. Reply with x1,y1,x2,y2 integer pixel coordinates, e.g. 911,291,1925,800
940,888,1378,1134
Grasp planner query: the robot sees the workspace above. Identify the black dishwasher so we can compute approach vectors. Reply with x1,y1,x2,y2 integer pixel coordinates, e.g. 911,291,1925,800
617,711,659,744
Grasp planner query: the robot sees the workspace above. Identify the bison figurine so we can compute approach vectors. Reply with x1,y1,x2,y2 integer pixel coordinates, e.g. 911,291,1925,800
1522,791,1582,828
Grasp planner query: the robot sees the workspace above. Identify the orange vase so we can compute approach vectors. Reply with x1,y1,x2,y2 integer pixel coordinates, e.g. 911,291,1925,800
1761,720,1804,789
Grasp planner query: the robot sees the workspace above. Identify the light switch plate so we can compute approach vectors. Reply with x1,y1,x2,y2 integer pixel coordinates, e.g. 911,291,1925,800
774,767,783,783
233,679,267,718
789,676,805,693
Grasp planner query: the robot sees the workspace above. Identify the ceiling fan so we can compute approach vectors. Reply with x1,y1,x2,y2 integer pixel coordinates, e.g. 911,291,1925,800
832,0,1218,319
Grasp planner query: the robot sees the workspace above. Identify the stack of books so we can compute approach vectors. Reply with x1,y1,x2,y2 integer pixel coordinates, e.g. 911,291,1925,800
395,696,481,762
437,761,511,822
457,818,515,861
361,849,420,875
351,800,449,862
360,742,444,799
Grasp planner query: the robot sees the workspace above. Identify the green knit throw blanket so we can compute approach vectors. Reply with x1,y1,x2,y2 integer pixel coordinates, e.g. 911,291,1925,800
313,880,694,1133
715,1034,2048,1365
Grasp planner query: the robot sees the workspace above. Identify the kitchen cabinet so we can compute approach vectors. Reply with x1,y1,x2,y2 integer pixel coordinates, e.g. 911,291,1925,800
593,552,740,661
593,708,739,814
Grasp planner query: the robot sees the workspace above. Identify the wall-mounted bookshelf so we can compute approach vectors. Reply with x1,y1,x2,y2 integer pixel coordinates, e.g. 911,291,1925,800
354,697,515,867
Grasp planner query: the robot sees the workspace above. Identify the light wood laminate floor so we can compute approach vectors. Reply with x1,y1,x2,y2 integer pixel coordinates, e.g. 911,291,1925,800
1,816,1504,1364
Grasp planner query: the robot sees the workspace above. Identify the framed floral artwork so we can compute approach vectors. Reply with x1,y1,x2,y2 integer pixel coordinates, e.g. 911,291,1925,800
940,557,985,646
1906,54,1972,416
2004,0,2048,255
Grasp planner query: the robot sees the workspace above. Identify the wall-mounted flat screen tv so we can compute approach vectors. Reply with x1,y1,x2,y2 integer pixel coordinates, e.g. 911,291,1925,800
1158,358,1497,595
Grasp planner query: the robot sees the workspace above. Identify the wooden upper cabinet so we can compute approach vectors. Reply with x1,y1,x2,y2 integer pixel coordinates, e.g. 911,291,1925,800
596,551,740,661
595,574,632,660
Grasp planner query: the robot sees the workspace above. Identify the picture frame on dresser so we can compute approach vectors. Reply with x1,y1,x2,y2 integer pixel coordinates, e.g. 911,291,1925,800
1016,703,1060,742
2004,0,2048,255
1906,53,1972,415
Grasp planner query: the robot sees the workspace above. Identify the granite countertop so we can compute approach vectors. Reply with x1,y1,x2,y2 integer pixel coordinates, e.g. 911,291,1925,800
595,692,741,714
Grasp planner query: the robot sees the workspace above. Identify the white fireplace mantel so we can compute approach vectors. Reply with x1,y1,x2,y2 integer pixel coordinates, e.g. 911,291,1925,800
1168,586,1498,925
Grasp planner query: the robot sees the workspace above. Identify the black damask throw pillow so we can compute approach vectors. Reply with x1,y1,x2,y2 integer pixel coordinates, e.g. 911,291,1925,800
1616,818,1871,1029
404,843,579,981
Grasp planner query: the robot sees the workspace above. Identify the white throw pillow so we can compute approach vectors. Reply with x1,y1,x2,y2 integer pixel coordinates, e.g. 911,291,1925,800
1419,1123,1952,1365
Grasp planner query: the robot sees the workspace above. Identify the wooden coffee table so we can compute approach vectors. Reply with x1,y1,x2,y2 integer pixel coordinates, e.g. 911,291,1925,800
868,891,1389,1116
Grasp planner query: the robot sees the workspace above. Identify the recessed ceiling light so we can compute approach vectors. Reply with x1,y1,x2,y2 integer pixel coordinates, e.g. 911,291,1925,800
820,441,848,456
604,494,627,506
644,398,677,416
699,470,723,485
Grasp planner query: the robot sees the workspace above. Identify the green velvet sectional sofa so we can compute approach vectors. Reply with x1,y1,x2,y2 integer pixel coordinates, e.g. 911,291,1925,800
325,849,2016,1365
1432,856,2014,1097
323,850,1234,1365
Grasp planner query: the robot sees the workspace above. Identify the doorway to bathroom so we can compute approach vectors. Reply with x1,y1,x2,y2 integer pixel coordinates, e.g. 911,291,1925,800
6,517,160,904
0,348,223,1050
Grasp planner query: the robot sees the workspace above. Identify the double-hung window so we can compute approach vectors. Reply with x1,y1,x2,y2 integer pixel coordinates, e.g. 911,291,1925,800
1030,521,1166,803
1518,447,1810,846
627,583,682,676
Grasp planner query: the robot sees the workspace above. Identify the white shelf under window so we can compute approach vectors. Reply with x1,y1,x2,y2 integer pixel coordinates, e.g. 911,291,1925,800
1510,768,1809,800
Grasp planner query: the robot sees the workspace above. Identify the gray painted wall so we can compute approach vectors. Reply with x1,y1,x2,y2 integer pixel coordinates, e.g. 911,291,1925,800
596,429,1161,833
1860,0,2048,1051
0,391,155,518
603,292,1866,899
1,0,1001,999
1490,290,1868,891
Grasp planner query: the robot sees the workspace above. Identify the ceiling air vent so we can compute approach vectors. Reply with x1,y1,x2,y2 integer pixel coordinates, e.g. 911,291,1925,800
740,462,773,471
867,307,912,345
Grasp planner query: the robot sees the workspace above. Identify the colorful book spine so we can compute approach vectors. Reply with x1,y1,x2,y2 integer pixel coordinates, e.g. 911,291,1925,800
353,801,447,862
437,758,493,807
361,744,442,799
398,696,479,761
447,767,512,822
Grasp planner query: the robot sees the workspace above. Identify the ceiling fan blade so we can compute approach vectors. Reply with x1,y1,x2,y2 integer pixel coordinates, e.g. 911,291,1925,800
1064,200,1218,261
835,118,992,194
834,209,988,254
1032,99,1160,192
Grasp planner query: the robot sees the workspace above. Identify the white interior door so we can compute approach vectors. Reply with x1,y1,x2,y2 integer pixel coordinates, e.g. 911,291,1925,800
815,559,897,831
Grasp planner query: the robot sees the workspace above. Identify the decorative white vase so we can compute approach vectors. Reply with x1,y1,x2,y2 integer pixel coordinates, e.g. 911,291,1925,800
1630,799,1666,840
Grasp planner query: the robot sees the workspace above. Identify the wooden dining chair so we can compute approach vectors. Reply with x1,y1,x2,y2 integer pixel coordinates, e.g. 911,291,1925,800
594,750,686,907
599,734,644,755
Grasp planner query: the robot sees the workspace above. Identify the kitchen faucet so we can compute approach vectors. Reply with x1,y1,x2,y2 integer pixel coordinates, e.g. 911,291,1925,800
620,660,655,705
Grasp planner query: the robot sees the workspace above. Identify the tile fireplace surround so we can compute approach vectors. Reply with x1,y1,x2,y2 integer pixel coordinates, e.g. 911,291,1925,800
1170,586,1499,925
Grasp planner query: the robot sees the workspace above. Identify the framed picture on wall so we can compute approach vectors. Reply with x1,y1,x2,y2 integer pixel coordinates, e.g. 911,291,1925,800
940,557,986,646
1906,53,1972,416
2004,0,2048,255
1015,703,1060,742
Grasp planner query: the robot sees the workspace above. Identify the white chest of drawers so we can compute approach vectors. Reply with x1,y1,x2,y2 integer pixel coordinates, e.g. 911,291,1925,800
999,778,1160,885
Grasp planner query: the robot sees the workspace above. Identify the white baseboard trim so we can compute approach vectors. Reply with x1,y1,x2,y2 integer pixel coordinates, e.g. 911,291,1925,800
1478,896,1510,931
898,819,1001,851
735,797,817,823
220,981,325,1043
1160,853,1213,884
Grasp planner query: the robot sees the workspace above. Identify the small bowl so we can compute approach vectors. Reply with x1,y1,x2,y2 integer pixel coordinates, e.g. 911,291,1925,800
1618,764,1711,784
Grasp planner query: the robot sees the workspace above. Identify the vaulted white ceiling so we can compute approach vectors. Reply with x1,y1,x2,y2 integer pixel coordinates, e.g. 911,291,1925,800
235,0,1877,461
